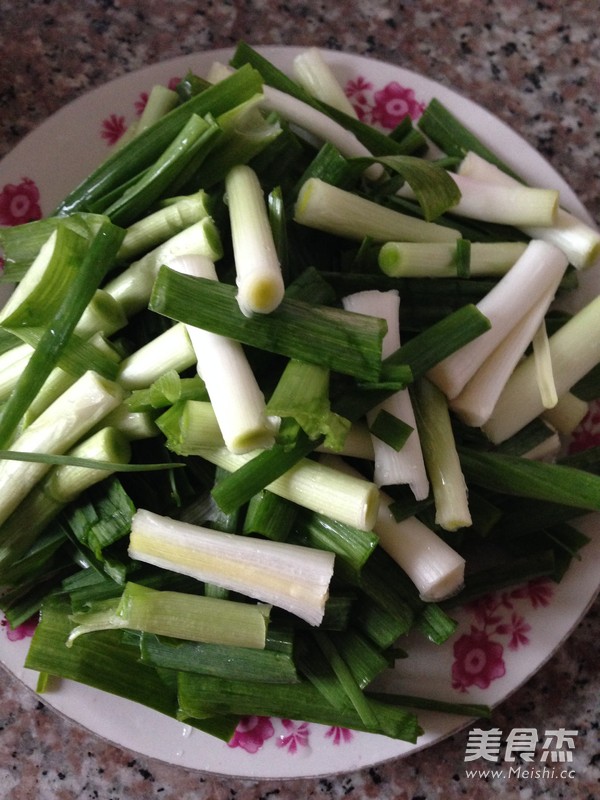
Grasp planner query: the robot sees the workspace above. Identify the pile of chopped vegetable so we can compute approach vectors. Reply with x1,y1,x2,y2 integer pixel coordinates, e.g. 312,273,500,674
0,43,599,744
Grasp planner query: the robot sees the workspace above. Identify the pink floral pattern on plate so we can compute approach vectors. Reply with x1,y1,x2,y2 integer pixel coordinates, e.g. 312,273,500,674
1,613,38,641
0,177,42,226
345,76,426,127
568,398,600,453
228,715,353,754
451,579,553,692
100,76,182,146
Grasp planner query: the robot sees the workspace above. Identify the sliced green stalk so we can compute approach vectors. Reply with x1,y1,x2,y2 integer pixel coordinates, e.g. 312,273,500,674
103,114,222,226
178,101,283,191
150,267,386,382
103,216,223,318
459,447,600,510
76,289,128,339
23,333,120,426
334,304,491,425
25,597,180,719
293,48,358,117
532,320,558,409
40,427,131,504
357,546,456,643
378,240,528,278
230,42,427,158
0,288,125,409
67,581,269,649
368,409,413,452
0,296,124,412
266,358,350,451
417,98,523,179
117,323,195,391
0,427,131,575
458,151,600,270
0,217,63,283
138,630,299,683
329,629,392,689
293,507,379,577
0,371,125,527
309,631,382,730
351,595,406,649
317,421,374,460
177,671,421,741
542,392,589,435
320,455,465,601
0,221,125,446
59,476,135,565
157,400,224,453
375,155,463,223
294,178,460,244
342,289,429,499
0,344,32,402
396,171,558,226
0,225,85,325
97,405,159,441
225,164,285,315
207,61,382,181
484,294,600,443
200,445,380,531
128,508,335,626
134,84,180,135
116,190,211,262
413,378,472,531
126,370,207,413
55,64,264,215
167,255,279,454
428,239,568,400
450,284,558,427
27,596,238,741
242,489,299,542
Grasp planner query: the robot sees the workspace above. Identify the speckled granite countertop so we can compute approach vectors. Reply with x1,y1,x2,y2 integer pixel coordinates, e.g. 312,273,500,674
0,1,599,798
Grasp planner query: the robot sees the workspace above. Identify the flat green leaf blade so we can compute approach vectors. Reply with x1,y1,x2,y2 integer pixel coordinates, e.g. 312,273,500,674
150,268,386,382
24,597,178,718
460,447,600,510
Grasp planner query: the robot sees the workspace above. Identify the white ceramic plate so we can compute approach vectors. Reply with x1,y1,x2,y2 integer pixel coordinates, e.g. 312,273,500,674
0,46,599,780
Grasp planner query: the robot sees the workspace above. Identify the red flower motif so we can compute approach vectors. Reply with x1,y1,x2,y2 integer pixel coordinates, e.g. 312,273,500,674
345,75,373,108
345,76,375,122
509,578,553,609
134,91,149,116
228,715,274,753
325,725,353,745
496,613,531,650
451,627,506,692
135,77,182,116
1,613,39,641
569,400,600,453
101,114,127,146
0,177,42,225
277,719,310,753
371,82,425,128
464,593,503,627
